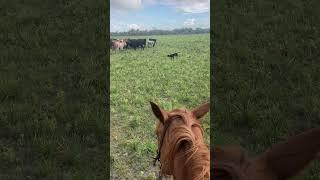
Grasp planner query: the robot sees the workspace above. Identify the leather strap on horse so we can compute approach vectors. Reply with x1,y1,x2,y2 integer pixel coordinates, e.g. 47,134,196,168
153,150,160,166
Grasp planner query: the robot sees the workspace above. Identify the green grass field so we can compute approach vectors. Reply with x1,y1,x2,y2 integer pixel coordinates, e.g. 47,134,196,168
110,34,210,179
1,0,107,178
212,0,320,179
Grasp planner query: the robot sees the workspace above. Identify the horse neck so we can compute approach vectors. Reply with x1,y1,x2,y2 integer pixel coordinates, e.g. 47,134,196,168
173,141,210,180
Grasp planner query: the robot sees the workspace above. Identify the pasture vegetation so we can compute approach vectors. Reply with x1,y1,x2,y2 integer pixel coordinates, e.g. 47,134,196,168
213,0,320,179
110,34,210,179
1,0,107,179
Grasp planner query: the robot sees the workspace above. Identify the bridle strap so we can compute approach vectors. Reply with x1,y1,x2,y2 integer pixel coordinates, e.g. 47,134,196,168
153,150,160,166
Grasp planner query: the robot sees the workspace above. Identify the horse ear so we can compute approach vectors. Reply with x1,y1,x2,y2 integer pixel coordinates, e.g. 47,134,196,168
150,101,167,124
261,128,320,179
192,102,210,120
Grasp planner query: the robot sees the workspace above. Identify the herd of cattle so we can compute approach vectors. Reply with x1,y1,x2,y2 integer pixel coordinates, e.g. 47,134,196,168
110,38,157,50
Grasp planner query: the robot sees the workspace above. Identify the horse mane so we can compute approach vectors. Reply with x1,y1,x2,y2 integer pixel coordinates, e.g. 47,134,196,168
184,141,210,180
157,112,210,179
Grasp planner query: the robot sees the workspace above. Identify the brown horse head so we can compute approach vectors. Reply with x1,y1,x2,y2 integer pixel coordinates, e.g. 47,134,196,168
213,128,320,180
150,101,210,180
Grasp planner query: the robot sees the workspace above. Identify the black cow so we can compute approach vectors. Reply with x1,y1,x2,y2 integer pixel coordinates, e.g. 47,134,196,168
125,39,146,50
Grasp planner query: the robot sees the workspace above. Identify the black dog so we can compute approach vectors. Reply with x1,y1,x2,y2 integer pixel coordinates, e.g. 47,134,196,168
167,52,180,59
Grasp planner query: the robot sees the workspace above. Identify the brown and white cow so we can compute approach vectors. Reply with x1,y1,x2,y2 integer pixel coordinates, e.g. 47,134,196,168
111,39,127,50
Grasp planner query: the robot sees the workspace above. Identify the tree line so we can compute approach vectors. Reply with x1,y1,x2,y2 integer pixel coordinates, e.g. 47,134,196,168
111,28,210,36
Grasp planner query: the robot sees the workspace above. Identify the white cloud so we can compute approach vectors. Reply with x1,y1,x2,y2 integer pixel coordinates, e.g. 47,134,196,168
110,0,210,32
183,18,196,26
111,0,209,13
111,0,143,10
160,0,210,13
143,0,157,5
110,0,157,12
128,23,145,30
110,22,147,32
110,20,124,32
129,24,139,30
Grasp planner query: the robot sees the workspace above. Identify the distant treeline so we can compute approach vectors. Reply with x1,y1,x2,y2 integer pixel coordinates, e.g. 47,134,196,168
111,28,210,36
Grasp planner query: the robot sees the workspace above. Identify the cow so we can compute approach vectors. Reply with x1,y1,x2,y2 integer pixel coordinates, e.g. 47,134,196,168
149,38,157,47
112,39,127,50
110,38,117,49
147,40,155,47
125,39,146,50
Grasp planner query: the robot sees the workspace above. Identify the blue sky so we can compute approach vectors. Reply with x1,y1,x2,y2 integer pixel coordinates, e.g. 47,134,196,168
110,0,210,32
